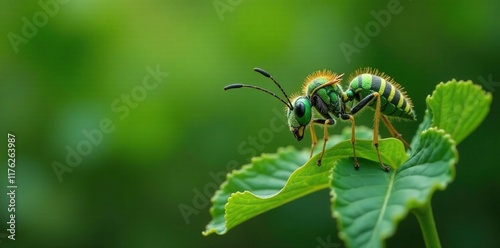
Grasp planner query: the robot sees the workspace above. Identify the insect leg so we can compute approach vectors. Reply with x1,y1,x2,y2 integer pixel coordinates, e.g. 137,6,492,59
318,119,331,166
372,93,391,172
309,123,318,158
380,115,412,150
310,118,335,166
349,92,390,172
340,113,359,170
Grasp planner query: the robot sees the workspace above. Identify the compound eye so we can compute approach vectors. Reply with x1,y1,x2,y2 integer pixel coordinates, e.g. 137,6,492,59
293,97,311,126
294,101,305,118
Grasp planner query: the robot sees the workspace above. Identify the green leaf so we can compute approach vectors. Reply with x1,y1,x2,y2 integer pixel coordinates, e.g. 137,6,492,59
411,80,492,147
203,146,309,236
203,127,407,236
204,79,492,248
331,128,458,248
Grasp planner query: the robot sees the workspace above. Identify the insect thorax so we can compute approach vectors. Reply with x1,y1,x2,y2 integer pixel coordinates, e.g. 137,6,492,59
306,79,344,117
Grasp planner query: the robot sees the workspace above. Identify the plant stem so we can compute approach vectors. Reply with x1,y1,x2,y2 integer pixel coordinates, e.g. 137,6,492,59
413,201,441,248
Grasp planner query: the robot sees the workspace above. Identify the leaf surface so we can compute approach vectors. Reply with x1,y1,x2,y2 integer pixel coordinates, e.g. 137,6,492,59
203,127,406,235
331,128,457,248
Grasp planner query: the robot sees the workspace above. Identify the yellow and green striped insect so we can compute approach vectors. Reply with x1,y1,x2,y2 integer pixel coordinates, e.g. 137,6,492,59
224,67,416,171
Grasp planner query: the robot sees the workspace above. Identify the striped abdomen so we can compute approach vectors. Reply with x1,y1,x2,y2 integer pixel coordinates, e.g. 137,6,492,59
347,73,416,120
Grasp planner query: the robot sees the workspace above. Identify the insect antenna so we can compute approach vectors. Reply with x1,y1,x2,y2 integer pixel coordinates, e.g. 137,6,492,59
253,68,294,110
224,67,294,110
224,83,292,109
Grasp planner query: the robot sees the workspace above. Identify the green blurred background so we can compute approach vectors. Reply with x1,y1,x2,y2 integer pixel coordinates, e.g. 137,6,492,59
1,0,499,247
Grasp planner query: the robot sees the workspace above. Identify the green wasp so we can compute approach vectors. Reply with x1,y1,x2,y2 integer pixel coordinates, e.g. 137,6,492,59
224,67,416,171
